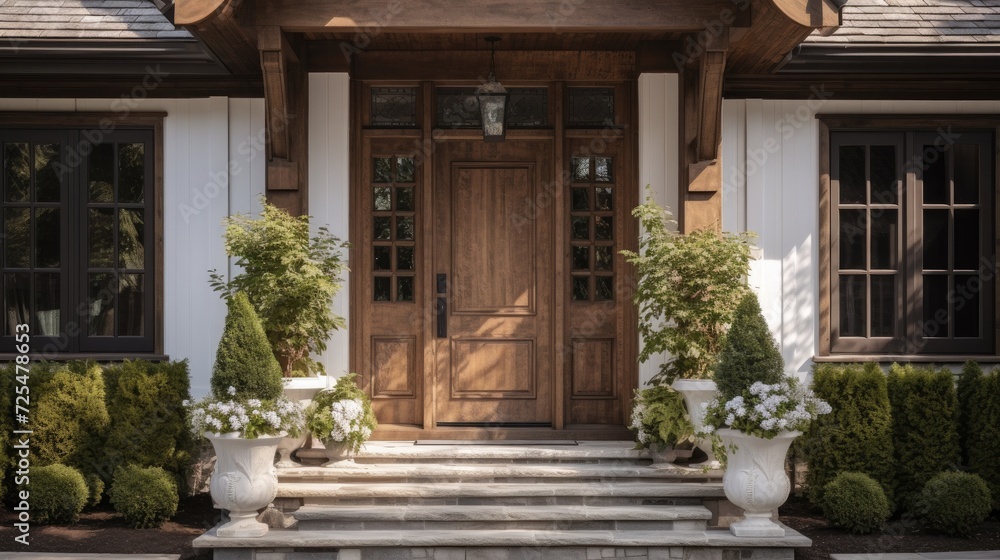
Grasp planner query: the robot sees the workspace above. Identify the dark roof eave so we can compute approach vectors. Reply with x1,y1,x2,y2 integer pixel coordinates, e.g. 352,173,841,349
778,43,1000,74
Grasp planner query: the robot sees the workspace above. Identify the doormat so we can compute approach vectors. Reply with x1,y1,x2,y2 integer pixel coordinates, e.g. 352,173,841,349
414,440,579,446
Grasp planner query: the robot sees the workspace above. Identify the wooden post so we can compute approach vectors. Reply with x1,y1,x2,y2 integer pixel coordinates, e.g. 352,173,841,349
259,26,309,215
678,33,727,233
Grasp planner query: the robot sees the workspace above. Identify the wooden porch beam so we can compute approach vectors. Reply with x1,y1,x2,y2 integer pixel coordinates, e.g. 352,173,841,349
696,49,726,163
768,0,841,32
174,0,260,75
678,35,727,233
334,50,637,81
260,0,750,33
259,25,308,215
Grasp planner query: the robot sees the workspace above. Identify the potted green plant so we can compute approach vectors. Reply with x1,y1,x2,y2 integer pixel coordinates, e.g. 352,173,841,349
188,292,304,538
702,292,830,537
305,373,377,466
621,192,753,467
629,385,695,465
209,198,350,379
209,199,348,465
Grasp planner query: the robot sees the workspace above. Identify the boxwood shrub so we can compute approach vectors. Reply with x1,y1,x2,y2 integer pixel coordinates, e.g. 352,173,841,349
31,464,89,524
109,465,179,528
959,362,1000,509
915,472,991,537
1,359,194,502
102,360,195,489
30,362,110,479
0,363,14,501
821,471,892,534
802,362,896,507
887,364,961,511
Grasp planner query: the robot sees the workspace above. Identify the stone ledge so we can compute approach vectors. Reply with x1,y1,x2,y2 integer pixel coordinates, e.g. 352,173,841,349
278,463,722,481
293,504,714,522
310,441,647,461
192,527,811,549
277,482,726,499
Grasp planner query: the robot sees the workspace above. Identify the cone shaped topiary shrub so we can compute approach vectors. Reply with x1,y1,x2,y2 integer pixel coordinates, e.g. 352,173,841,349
821,471,892,534
210,292,283,401
803,362,896,507
714,292,785,402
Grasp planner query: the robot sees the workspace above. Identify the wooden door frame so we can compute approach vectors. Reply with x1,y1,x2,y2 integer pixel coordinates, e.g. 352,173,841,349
349,78,638,440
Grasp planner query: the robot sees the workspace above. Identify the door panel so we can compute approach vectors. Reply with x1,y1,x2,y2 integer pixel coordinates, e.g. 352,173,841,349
451,166,535,314
564,135,631,427
356,138,425,426
434,141,554,425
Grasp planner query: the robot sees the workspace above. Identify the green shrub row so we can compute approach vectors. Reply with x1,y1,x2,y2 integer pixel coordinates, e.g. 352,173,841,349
805,362,1000,515
1,360,194,504
958,361,1000,510
886,364,962,511
803,363,896,506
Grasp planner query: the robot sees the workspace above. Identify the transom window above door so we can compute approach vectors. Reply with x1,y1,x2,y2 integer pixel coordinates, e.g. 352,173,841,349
824,126,995,356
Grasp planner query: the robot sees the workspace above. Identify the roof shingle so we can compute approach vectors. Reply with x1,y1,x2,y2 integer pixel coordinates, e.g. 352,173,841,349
808,0,1000,44
0,0,191,39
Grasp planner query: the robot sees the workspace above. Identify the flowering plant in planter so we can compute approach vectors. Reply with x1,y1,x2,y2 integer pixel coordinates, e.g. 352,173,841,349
701,292,831,537
305,373,377,462
187,291,304,538
189,387,304,440
702,380,830,440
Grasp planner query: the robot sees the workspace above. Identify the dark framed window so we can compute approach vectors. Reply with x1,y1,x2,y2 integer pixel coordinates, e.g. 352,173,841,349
1,122,159,355
826,125,995,355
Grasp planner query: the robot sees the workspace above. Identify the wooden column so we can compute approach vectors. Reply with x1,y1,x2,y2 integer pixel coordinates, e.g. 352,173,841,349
678,34,727,233
259,26,308,215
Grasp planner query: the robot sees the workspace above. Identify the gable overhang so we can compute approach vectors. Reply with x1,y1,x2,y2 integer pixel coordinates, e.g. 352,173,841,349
173,0,842,225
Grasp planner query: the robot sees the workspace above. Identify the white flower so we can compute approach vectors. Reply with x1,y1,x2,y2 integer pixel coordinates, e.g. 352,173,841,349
227,386,237,396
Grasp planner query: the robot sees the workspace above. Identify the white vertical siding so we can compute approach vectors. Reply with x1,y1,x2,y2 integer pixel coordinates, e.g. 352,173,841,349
2,97,265,396
721,98,1000,382
307,73,352,379
637,74,679,388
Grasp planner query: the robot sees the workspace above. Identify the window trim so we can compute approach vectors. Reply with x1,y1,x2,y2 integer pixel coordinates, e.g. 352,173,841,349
0,112,165,358
818,114,1000,358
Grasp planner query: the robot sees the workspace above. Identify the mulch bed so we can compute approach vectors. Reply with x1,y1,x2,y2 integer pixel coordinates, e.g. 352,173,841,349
0,493,217,559
2,494,999,559
780,496,1000,559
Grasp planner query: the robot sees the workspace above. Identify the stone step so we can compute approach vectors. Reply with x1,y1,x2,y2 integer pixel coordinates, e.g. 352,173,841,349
293,504,712,532
193,527,811,551
279,481,726,507
296,440,652,465
278,462,721,484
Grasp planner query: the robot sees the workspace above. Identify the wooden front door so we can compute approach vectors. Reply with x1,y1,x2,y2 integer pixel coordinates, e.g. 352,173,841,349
432,140,554,426
351,80,638,439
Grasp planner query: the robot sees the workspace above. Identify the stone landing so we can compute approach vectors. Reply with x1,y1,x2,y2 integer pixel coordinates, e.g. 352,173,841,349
193,441,810,560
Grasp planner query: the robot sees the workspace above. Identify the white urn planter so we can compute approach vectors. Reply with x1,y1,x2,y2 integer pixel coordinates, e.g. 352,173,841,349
716,428,799,537
278,375,331,467
206,432,285,538
275,432,308,469
320,439,356,467
671,378,720,468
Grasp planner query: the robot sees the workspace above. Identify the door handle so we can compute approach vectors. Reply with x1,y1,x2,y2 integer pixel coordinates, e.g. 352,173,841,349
436,274,447,338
